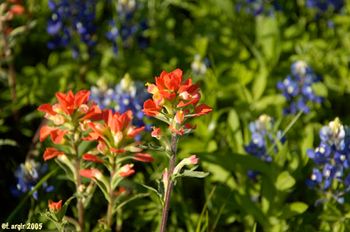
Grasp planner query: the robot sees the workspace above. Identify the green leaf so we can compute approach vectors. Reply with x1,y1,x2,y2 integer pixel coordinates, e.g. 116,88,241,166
115,193,150,212
275,171,295,191
181,170,209,178
194,37,209,57
56,196,76,221
312,82,328,97
252,66,268,101
256,15,280,64
252,95,285,111
0,139,18,147
301,124,314,166
228,109,239,132
334,221,345,232
140,184,162,202
281,202,308,219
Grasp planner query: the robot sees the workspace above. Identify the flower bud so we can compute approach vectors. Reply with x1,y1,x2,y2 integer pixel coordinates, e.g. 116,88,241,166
173,155,199,175
151,127,161,139
119,164,135,177
48,200,62,213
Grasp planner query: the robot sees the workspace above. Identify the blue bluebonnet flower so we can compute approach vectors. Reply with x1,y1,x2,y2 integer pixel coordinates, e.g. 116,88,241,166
244,115,284,179
307,118,350,203
12,159,54,200
106,0,148,54
47,0,96,56
277,61,323,115
191,55,209,76
236,0,281,16
306,0,344,13
90,74,149,127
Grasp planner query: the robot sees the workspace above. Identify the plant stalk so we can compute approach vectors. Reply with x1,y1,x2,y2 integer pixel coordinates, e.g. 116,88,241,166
72,131,84,232
107,156,116,229
75,158,85,232
160,134,178,232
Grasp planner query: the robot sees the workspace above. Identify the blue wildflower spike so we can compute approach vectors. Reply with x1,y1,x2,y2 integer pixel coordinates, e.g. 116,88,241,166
244,114,285,179
277,61,323,115
12,159,54,199
307,118,350,203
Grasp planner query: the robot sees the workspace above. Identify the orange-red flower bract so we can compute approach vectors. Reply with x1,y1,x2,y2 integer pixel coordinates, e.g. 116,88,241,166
151,127,161,139
40,125,67,144
133,153,154,163
48,200,62,212
143,99,161,117
119,164,135,177
155,69,183,100
82,154,104,163
80,168,102,180
43,147,64,161
55,90,90,115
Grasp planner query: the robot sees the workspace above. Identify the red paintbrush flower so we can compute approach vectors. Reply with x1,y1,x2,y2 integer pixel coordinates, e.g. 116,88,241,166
48,200,62,212
143,69,212,136
43,147,64,161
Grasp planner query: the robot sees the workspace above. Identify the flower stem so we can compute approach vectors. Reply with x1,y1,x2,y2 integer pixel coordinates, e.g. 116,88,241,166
107,193,114,228
266,110,303,155
280,110,304,139
160,134,178,232
72,131,84,232
107,157,116,229
75,158,85,232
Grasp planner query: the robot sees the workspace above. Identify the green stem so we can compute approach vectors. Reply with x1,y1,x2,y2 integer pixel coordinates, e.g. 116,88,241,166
266,110,303,155
160,134,178,232
107,156,116,229
75,158,85,232
72,130,84,232
107,192,114,228
280,110,304,139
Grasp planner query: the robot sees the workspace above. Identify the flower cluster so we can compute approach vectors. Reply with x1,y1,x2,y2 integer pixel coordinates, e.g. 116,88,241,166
12,159,53,200
38,90,100,162
106,0,148,54
143,68,212,135
244,114,284,179
80,108,153,182
277,61,323,115
38,89,152,229
90,74,149,127
38,89,151,177
307,118,350,203
306,0,344,13
47,0,96,57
